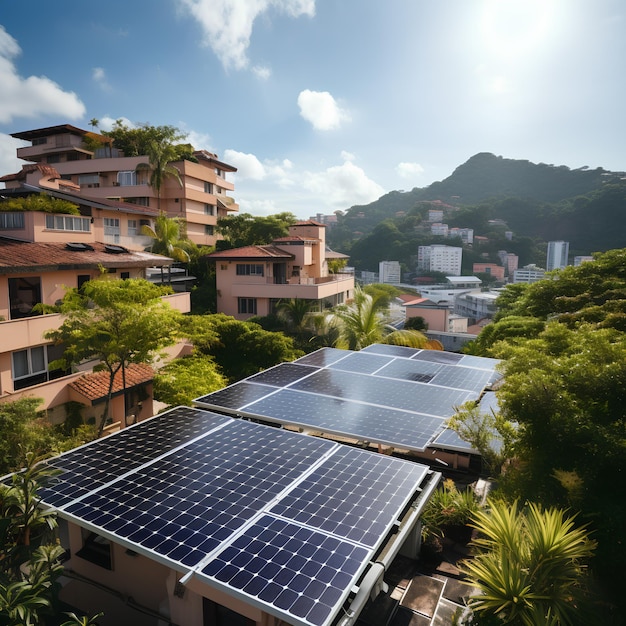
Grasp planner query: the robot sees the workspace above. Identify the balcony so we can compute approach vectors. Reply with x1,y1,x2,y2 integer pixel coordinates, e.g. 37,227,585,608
230,274,354,301
0,313,63,353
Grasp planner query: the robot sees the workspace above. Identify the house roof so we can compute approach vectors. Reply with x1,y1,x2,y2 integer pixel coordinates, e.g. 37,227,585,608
205,245,294,260
69,363,154,404
0,238,172,274
294,219,325,227
10,124,91,141
273,235,319,243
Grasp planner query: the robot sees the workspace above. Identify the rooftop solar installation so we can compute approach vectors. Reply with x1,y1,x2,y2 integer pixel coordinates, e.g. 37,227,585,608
195,345,500,453
38,406,435,626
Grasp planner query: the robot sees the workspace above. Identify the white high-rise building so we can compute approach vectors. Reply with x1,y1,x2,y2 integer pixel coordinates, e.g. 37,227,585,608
379,261,401,284
546,241,569,271
417,245,463,276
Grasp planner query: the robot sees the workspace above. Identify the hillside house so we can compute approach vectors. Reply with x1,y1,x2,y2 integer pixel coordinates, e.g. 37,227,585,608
206,221,354,320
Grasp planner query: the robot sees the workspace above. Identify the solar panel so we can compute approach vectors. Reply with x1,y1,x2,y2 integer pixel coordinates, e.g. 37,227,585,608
360,344,423,358
326,351,393,375
411,350,464,364
295,347,349,367
247,362,319,387
374,358,443,383
195,381,276,411
39,407,230,507
428,365,495,392
37,406,438,626
289,368,473,417
244,388,445,451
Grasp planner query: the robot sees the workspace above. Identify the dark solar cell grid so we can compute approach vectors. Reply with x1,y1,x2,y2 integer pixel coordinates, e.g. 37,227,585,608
458,354,501,370
289,368,472,417
201,515,369,626
247,363,320,387
326,351,393,375
428,366,494,392
195,381,275,411
247,389,445,451
360,344,422,358
374,358,442,383
295,348,348,367
410,350,464,364
271,446,428,547
431,428,473,450
39,407,230,508
65,421,334,568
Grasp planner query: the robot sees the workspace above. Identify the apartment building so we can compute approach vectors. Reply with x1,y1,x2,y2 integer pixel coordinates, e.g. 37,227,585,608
546,240,569,271
417,245,463,276
0,185,191,426
513,264,546,284
8,124,239,246
206,221,354,320
378,260,401,284
472,263,505,282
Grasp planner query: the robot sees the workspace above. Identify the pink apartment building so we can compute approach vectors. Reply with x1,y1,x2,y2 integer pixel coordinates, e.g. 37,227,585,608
7,124,239,246
206,221,354,320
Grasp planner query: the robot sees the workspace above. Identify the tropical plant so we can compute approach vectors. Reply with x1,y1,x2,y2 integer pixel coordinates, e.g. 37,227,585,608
460,499,595,626
0,194,79,215
276,298,316,334
45,278,182,435
135,139,183,212
141,212,190,283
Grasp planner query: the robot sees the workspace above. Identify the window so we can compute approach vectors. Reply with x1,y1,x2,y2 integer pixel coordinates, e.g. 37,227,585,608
0,212,25,229
77,275,90,291
238,298,257,315
46,154,60,164
32,137,47,146
78,174,100,186
45,215,90,232
123,197,149,207
127,219,138,236
204,203,215,215
121,272,130,279
117,170,137,186
205,225,214,236
236,264,264,276
11,344,67,390
204,181,214,194
104,218,120,243
9,277,41,320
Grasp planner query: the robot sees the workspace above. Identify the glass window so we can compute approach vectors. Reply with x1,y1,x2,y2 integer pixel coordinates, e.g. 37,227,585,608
45,215,90,232
9,276,41,319
78,174,100,185
238,298,257,315
0,213,25,229
236,264,264,276
117,171,137,186
204,181,214,194
205,225,214,236
127,219,138,236
204,203,215,215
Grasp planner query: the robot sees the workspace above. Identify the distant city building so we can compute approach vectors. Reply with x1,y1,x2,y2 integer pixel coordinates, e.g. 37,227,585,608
360,270,378,284
513,264,546,283
379,261,401,284
574,255,594,266
473,263,505,281
430,222,449,236
310,213,339,227
454,290,500,324
448,227,474,245
427,209,444,222
498,251,519,276
417,245,463,276
546,240,569,271
505,231,513,241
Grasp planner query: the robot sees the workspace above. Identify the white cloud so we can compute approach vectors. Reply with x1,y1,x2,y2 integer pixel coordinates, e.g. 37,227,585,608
297,89,350,131
341,150,355,162
0,26,85,124
178,0,315,71
252,65,271,80
396,162,425,179
97,116,135,131
92,67,112,92
224,149,267,180
0,133,24,182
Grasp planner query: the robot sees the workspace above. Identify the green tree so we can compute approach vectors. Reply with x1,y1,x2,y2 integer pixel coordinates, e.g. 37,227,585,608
153,355,226,407
276,298,316,334
460,500,595,626
184,314,302,382
102,121,186,158
141,212,190,284
215,212,296,249
46,279,182,436
1,194,79,215
135,141,183,212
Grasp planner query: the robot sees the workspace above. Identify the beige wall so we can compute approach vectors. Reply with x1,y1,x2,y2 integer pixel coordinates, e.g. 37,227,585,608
406,306,449,332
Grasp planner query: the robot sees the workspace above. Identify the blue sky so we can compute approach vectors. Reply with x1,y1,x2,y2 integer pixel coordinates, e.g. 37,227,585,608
1,0,624,218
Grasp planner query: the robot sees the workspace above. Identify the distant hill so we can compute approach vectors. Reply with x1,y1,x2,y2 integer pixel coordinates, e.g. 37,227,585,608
328,153,626,272
344,153,616,222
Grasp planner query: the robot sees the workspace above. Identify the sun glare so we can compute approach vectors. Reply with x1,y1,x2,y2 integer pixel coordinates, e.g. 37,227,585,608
480,0,555,58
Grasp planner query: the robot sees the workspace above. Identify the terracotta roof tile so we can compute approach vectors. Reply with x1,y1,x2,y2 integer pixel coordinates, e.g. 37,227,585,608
205,245,294,260
0,239,171,274
69,363,154,403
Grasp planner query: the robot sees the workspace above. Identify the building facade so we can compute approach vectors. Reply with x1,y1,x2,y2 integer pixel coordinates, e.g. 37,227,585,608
207,221,354,320
513,264,546,283
378,260,401,284
417,245,463,276
546,240,569,271
7,124,239,246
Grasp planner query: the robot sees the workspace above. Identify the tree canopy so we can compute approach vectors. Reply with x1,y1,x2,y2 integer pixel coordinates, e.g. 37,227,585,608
46,278,182,434
102,121,188,158
215,212,297,249
0,194,79,215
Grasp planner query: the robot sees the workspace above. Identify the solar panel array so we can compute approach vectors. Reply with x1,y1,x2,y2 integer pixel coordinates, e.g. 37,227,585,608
195,345,501,453
40,406,434,626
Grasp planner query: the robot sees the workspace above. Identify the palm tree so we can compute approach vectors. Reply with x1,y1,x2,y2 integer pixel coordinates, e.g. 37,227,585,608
325,286,429,350
141,212,190,284
460,499,596,625
276,298,315,334
135,139,182,212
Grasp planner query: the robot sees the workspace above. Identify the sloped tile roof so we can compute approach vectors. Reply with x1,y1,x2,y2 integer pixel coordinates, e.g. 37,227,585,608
205,245,294,260
0,239,171,274
69,363,154,404
273,235,319,243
